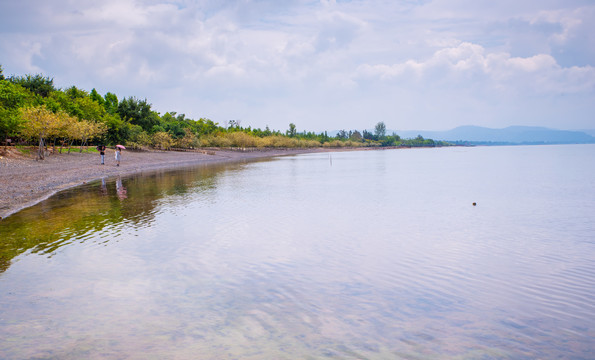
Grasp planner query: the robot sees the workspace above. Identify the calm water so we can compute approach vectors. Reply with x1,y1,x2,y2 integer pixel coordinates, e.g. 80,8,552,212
1,145,594,359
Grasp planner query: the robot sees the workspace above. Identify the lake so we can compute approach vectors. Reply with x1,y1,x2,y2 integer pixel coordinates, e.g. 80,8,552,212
1,145,594,359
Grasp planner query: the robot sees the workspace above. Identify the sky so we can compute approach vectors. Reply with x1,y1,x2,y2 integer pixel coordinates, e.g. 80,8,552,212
1,0,594,132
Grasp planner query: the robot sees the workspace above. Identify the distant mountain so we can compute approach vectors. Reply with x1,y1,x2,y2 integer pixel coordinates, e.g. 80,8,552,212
579,129,595,137
394,126,595,145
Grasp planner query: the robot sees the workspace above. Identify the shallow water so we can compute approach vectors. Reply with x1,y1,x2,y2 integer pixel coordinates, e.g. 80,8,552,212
1,145,594,359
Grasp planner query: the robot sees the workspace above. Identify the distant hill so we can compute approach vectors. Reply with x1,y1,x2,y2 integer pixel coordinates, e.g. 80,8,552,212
393,126,595,145
579,129,595,138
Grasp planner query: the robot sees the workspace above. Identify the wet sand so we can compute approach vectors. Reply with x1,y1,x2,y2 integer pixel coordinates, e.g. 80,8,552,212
0,147,326,219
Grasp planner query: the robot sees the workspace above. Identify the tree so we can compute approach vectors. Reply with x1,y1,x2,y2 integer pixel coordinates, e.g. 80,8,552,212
54,111,77,153
192,118,219,135
103,92,119,115
174,131,199,149
164,121,186,138
161,112,188,138
263,125,272,136
0,106,22,142
0,80,35,140
75,120,107,152
287,123,297,137
64,86,88,99
19,105,63,159
363,129,375,141
8,74,55,97
89,88,105,106
227,119,241,130
117,97,160,132
152,131,173,150
374,121,386,139
350,130,362,142
104,114,128,145
48,89,106,123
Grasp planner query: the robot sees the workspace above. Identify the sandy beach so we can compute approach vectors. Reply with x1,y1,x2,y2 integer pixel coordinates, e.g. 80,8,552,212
0,147,325,219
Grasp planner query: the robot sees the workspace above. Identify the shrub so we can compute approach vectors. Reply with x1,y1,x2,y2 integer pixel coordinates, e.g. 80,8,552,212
152,131,173,150
226,132,257,148
324,140,345,148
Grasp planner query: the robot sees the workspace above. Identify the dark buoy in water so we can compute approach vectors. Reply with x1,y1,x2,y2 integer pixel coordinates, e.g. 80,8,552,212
472,202,477,206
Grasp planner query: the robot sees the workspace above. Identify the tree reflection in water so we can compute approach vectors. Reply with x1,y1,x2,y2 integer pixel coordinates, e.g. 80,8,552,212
0,162,242,273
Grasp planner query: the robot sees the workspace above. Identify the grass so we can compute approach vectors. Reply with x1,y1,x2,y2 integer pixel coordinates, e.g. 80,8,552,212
15,145,99,155
15,145,32,155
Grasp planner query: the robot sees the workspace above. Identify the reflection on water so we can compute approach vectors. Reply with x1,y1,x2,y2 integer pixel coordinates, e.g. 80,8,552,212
0,163,226,273
116,177,127,200
1,146,595,359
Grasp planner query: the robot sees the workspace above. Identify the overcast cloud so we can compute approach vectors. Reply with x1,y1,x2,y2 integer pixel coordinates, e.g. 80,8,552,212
1,0,594,131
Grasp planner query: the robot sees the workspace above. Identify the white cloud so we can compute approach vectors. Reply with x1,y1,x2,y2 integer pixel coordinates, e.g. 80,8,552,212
312,10,366,51
0,37,45,74
529,8,584,44
357,42,595,95
1,0,594,131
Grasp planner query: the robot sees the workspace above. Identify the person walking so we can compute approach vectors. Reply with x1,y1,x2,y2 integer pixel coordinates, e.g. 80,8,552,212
115,147,122,166
97,144,106,165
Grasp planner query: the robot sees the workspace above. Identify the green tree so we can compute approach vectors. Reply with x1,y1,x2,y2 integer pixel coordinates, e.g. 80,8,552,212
64,86,88,99
8,74,55,98
89,88,105,106
350,130,362,142
374,121,386,139
192,118,219,135
165,122,186,138
0,106,22,141
104,115,129,145
263,125,272,136
0,80,35,140
103,92,119,115
363,129,375,141
287,123,297,137
161,112,188,138
227,119,241,130
117,97,160,132
48,89,106,123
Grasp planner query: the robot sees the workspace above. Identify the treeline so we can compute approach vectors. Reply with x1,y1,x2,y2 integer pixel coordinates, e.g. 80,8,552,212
0,65,449,159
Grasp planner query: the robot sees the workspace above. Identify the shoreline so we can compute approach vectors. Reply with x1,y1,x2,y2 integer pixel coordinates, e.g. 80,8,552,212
0,147,333,219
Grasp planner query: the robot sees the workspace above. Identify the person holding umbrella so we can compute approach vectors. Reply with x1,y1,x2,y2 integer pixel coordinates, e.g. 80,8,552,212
115,144,125,166
96,144,106,165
